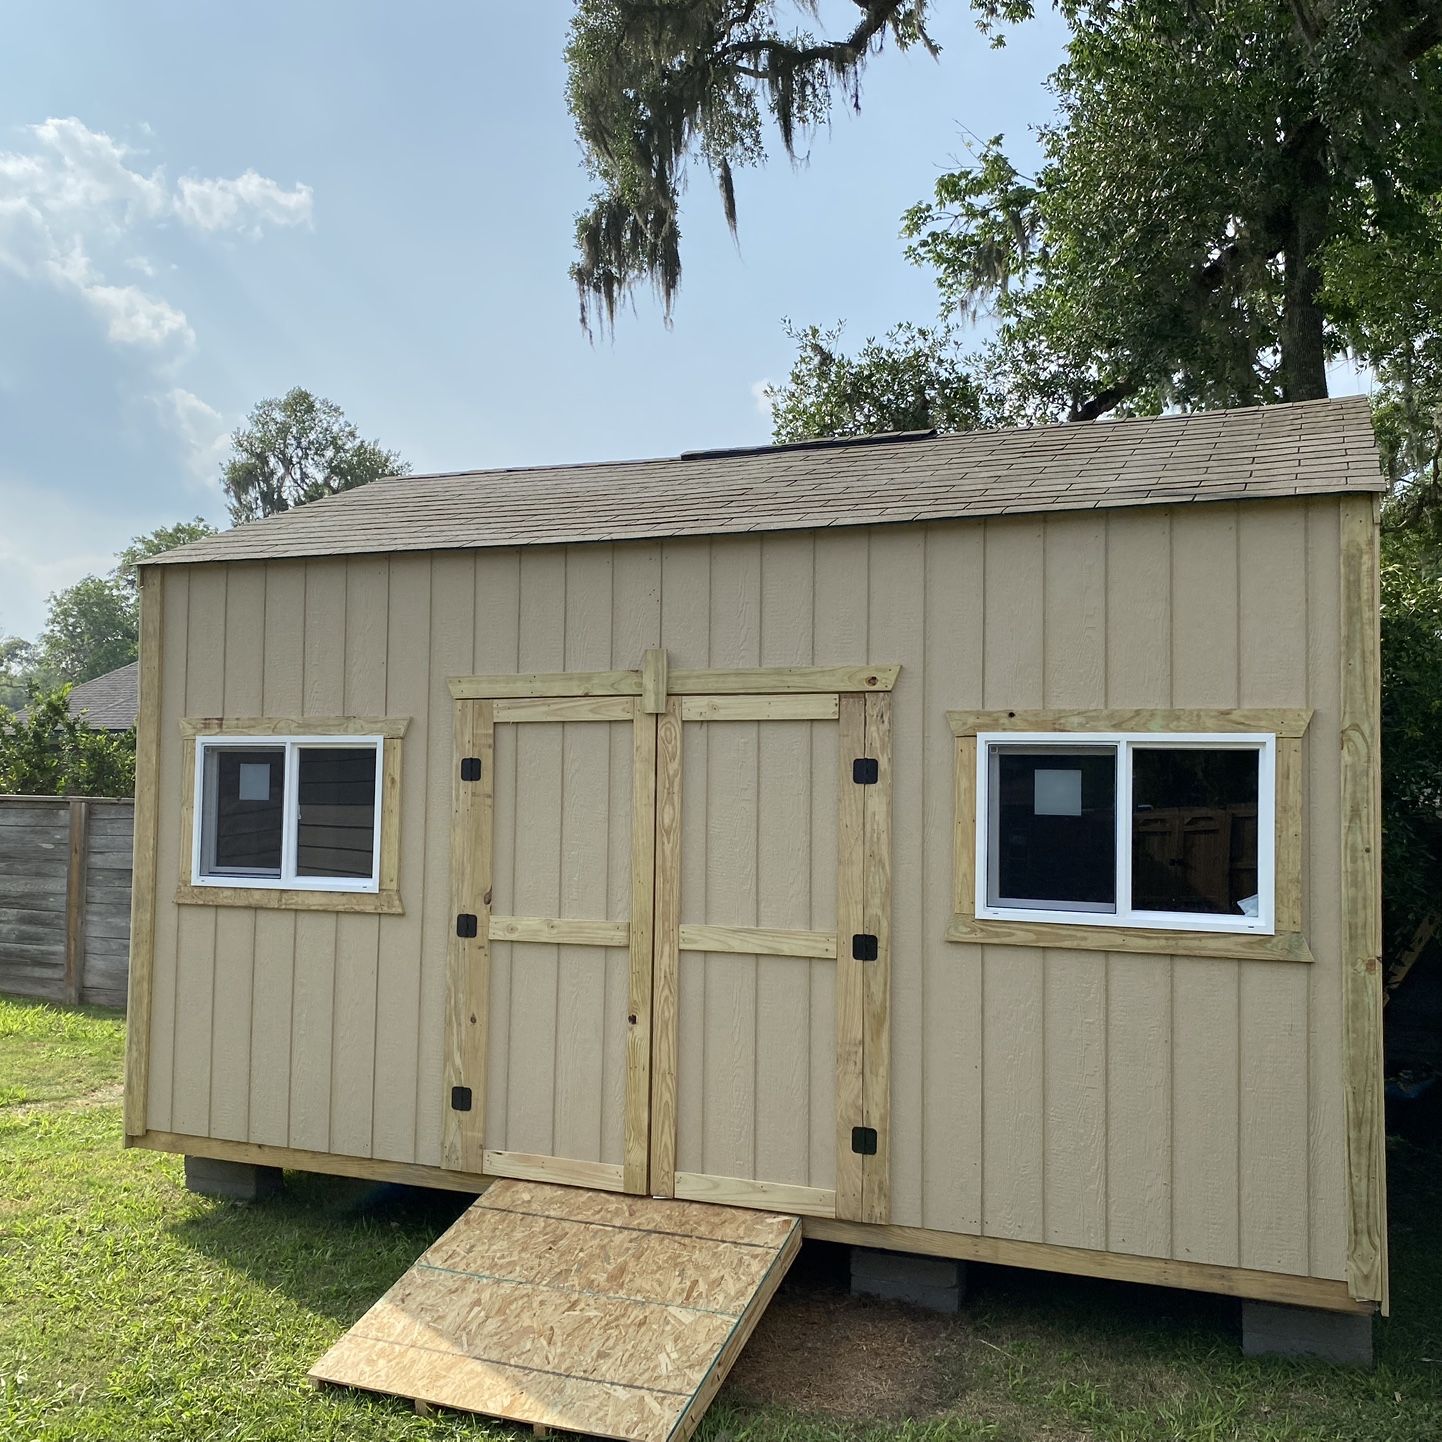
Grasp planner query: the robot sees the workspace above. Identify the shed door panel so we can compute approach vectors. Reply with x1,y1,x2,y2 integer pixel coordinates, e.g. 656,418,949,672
445,698,653,1193
484,718,634,1177
674,717,839,1199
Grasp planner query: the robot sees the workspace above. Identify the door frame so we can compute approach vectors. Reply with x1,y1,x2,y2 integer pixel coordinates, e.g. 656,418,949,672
443,653,897,1219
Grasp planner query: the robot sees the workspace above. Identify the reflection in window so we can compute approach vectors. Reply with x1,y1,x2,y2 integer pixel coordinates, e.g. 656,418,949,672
990,746,1116,910
1131,748,1259,915
296,747,378,880
201,747,284,876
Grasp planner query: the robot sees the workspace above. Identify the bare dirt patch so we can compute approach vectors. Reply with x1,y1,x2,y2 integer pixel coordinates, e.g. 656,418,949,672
725,1244,973,1424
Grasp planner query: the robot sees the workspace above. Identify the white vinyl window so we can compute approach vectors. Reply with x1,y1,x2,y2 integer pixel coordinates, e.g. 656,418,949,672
976,732,1275,935
191,735,384,893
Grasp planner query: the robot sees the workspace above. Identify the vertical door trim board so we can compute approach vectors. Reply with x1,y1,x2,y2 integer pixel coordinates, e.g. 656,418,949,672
834,694,867,1220
1339,493,1387,1309
649,696,684,1197
625,708,659,1193
443,698,494,1172
123,565,165,1139
861,691,893,1223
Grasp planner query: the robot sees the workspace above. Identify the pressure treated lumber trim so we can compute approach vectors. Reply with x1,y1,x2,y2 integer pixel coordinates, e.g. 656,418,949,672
861,692,893,1224
677,924,838,960
1274,735,1304,934
947,707,1313,737
176,883,404,914
449,670,641,699
673,1171,837,1218
487,915,630,947
649,698,683,1198
626,709,658,1194
63,799,88,1005
492,695,638,723
443,700,493,1173
482,1149,626,1192
804,1217,1373,1315
667,1220,803,1442
179,715,411,738
123,568,163,1137
953,735,978,916
834,693,866,1222
641,647,668,714
678,694,840,722
1339,493,1388,1310
945,913,1313,963
132,1129,499,1193
669,664,899,695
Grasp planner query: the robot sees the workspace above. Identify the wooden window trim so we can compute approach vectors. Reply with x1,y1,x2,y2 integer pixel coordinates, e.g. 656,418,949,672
175,716,406,915
946,708,1312,964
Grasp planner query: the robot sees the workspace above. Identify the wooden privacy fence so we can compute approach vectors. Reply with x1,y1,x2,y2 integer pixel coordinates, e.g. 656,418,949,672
0,795,133,1009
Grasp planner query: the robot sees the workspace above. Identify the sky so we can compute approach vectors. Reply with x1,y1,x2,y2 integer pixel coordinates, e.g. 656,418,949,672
1,2,1362,642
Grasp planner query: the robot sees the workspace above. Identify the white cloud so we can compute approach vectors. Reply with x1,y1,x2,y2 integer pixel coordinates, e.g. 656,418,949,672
0,116,313,352
155,387,229,488
751,378,776,420
175,170,313,234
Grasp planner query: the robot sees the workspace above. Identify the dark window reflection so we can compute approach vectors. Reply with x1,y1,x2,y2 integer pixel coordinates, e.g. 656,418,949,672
1131,748,1259,915
208,748,283,874
297,747,377,879
992,748,1116,909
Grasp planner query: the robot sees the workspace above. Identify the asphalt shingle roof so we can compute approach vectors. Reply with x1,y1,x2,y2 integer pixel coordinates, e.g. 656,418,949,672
17,661,139,731
143,397,1384,569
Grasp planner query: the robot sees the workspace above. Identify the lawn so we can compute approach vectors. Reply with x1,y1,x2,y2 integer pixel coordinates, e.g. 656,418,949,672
0,995,1438,1442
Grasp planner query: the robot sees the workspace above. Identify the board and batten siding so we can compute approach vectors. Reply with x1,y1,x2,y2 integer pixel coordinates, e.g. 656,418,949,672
142,498,1350,1283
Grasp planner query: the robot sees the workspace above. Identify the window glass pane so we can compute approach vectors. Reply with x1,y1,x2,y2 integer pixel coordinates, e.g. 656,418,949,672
202,747,284,876
1131,747,1260,915
296,746,377,879
991,747,1116,909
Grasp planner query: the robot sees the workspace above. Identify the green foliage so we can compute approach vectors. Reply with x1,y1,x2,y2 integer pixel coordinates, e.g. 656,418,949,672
1379,526,1442,945
767,321,984,441
0,687,135,798
222,387,409,525
35,575,136,688
901,3,1442,419
115,517,217,594
0,635,37,712
565,1,940,332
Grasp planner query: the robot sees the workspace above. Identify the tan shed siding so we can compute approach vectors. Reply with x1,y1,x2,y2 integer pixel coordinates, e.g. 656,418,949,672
149,497,1347,1282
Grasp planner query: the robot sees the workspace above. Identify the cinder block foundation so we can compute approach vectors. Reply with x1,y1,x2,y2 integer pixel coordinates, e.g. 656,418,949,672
850,1246,967,1313
183,1154,284,1203
1241,1301,1374,1367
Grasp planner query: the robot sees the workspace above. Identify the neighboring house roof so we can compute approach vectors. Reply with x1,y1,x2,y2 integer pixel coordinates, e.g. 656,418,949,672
141,396,1385,570
22,661,140,731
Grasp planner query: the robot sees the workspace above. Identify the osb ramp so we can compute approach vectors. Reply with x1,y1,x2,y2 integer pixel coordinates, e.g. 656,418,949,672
309,1178,801,1442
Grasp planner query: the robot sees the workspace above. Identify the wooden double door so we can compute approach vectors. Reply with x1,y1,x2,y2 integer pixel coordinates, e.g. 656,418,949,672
444,655,892,1223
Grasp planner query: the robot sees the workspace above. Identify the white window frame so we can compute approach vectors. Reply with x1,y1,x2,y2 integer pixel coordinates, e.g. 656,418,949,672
975,731,1276,936
190,734,385,894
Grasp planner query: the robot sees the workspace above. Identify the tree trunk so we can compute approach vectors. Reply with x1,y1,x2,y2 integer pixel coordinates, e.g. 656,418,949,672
1278,117,1330,402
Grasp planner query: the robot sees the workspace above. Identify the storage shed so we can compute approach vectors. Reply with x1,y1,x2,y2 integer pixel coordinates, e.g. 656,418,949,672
124,396,1388,1376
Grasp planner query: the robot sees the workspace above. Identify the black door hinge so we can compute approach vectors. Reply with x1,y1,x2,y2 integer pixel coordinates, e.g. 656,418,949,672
852,757,879,784
456,913,478,938
450,1085,473,1112
851,1126,878,1156
460,756,483,782
852,933,878,961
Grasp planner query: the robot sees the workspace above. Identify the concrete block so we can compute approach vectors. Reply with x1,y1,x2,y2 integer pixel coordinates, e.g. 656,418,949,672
850,1247,966,1313
184,1155,284,1203
1241,1301,1374,1367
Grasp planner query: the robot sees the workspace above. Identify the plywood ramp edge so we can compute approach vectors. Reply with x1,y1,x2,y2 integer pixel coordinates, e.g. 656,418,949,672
308,1179,802,1442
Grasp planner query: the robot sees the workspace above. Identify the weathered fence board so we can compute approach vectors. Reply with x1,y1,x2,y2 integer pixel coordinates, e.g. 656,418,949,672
0,795,133,1008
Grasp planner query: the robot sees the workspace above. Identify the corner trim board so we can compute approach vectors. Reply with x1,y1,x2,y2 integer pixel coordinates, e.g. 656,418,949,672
123,568,163,1137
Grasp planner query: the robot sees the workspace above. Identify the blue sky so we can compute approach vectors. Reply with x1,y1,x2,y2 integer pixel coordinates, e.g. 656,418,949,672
3,2,1073,636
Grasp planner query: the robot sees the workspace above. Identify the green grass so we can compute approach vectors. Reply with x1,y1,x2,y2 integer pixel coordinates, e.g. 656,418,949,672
0,996,1438,1441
